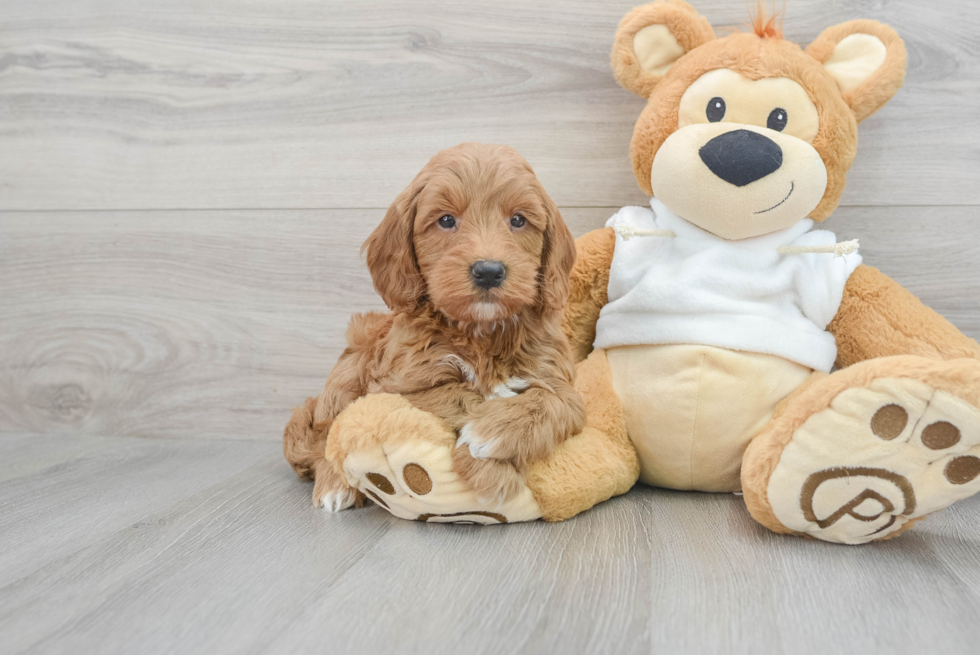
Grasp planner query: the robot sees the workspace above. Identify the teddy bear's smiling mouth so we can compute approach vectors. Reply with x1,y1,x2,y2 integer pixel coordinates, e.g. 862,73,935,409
754,181,795,214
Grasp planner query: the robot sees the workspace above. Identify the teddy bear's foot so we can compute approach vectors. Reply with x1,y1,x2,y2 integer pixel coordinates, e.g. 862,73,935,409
344,439,541,524
325,394,542,524
744,356,980,544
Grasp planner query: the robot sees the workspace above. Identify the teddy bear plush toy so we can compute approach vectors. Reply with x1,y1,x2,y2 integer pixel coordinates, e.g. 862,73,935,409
319,1,980,543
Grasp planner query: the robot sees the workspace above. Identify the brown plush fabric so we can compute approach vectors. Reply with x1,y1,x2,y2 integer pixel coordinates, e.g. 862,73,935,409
526,349,640,521
740,372,826,534
561,227,616,362
806,20,908,124
612,6,908,223
626,32,859,221
321,352,638,523
325,393,455,465
542,4,979,542
611,0,715,99
829,265,980,368
741,356,980,536
305,6,976,537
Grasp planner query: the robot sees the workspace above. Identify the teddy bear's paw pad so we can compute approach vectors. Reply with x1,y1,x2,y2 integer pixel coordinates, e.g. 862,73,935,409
341,438,542,524
767,376,980,544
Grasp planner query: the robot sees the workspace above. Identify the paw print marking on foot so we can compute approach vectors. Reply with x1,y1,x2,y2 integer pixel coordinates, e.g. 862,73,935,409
768,377,980,544
800,466,915,533
922,421,960,450
402,463,432,495
870,404,907,440
366,472,395,495
341,438,542,524
945,456,980,485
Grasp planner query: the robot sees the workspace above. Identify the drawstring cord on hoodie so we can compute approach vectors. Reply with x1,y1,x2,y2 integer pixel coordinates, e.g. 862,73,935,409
612,225,859,258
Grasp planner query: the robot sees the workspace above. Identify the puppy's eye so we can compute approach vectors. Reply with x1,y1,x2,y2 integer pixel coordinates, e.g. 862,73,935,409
767,108,788,132
437,214,456,229
706,97,726,122
510,214,526,229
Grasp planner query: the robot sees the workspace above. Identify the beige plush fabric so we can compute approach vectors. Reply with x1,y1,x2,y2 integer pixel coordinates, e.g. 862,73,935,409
742,356,980,544
830,265,980,367
307,6,980,541
562,228,616,362
766,378,980,543
607,344,811,491
326,350,642,524
526,349,640,521
806,19,908,123
611,0,715,99
328,394,542,524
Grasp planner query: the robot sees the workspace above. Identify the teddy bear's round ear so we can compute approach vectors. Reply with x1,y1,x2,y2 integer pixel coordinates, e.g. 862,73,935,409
806,19,907,123
611,0,715,98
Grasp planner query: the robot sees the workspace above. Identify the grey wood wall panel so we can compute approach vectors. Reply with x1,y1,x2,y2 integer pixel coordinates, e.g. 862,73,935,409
0,434,978,655
1,0,978,210
2,206,978,441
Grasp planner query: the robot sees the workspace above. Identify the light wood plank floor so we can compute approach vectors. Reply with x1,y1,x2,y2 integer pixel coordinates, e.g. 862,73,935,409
3,0,980,653
2,434,979,655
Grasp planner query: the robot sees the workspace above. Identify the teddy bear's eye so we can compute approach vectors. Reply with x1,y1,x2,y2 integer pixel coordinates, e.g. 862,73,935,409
706,97,726,122
767,108,788,132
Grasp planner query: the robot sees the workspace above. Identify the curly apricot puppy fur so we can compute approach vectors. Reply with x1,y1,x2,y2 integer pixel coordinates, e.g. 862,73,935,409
283,143,586,510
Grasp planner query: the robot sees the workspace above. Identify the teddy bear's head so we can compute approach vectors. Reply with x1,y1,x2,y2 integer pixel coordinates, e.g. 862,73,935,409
612,1,907,239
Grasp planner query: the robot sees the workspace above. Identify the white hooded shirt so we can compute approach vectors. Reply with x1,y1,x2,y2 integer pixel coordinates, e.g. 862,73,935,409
593,199,862,372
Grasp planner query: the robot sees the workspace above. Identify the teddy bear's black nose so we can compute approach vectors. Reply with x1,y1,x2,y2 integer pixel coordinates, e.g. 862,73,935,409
699,129,783,187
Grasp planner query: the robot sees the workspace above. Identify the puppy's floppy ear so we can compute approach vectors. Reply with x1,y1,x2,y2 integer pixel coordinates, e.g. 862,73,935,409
807,20,907,123
362,180,426,312
611,0,715,99
538,198,577,311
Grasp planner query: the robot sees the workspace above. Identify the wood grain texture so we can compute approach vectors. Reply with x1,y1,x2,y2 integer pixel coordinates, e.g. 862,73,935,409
0,434,978,655
1,0,979,210
2,206,978,441
2,1,980,652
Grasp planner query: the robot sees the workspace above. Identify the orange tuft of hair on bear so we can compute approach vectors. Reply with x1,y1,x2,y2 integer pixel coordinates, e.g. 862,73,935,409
748,0,784,39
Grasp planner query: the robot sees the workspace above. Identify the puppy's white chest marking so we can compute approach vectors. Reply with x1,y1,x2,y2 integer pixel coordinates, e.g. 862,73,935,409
442,355,529,399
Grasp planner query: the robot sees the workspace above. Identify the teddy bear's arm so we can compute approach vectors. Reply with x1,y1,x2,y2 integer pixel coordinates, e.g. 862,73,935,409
829,264,980,368
561,227,616,362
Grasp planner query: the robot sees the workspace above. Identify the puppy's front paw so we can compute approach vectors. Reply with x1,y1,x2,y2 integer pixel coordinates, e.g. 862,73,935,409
317,487,358,512
312,463,359,511
452,446,524,505
457,423,500,460
489,377,530,399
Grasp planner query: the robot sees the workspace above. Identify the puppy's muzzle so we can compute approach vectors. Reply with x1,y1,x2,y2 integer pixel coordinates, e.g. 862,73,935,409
470,260,507,290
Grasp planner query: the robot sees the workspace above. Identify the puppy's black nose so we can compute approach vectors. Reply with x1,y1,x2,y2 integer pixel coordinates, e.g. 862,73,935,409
699,129,783,187
470,260,507,289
